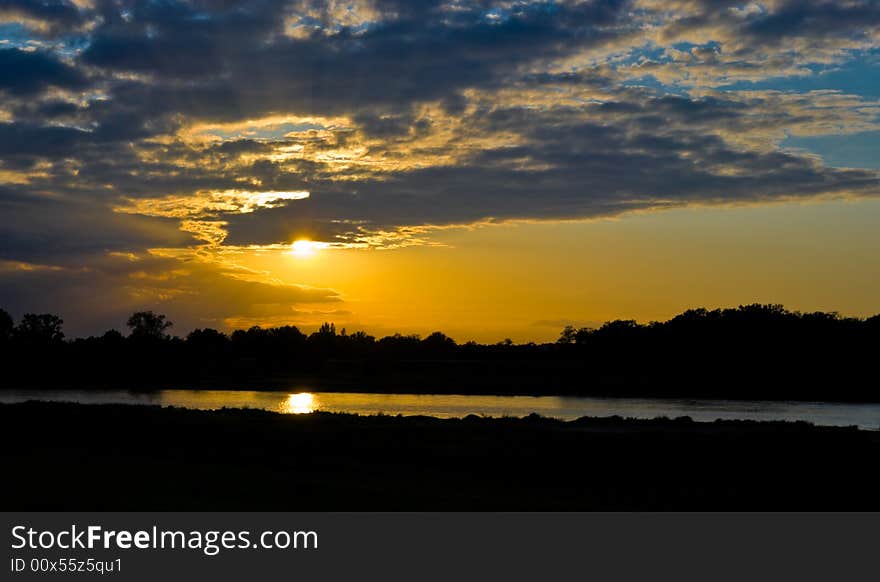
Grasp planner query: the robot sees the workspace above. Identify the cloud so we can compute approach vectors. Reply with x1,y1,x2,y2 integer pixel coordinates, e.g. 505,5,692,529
70,0,638,123
215,90,880,245
633,0,880,85
0,0,86,34
0,48,87,96
2,0,880,334
0,187,196,264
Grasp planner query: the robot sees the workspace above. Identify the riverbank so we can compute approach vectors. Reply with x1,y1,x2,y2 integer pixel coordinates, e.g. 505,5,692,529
2,402,877,510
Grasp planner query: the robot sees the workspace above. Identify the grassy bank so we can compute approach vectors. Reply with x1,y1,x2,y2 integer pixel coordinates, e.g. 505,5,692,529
1,402,877,510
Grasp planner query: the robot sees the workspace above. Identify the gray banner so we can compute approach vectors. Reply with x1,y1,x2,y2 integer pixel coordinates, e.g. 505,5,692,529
1,513,877,581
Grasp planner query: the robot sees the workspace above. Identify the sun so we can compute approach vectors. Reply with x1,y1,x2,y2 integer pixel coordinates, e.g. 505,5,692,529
289,239,324,257
283,392,315,414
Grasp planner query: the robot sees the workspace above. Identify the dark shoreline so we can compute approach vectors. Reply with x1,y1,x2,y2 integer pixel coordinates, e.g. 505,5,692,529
2,401,877,511
4,304,878,402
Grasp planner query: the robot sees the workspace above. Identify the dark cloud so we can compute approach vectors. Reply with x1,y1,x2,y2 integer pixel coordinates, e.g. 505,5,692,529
0,188,197,264
0,121,90,156
0,48,87,96
81,0,283,77
743,1,880,42
77,0,635,118
0,0,85,30
657,0,880,55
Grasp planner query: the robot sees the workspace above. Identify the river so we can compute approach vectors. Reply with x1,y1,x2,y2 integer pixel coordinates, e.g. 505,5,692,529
0,388,878,429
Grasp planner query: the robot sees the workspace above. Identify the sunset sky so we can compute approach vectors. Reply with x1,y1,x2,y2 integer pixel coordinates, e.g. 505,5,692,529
1,0,879,342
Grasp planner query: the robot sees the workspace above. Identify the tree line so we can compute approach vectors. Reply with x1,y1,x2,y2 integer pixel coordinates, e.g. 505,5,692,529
0,305,877,401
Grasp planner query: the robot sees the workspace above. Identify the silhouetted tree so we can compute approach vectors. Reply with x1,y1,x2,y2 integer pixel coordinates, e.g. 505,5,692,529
187,328,228,349
315,322,336,336
595,319,640,336
379,333,420,345
101,329,125,343
419,331,456,358
307,322,338,354
1,303,879,400
557,325,577,344
271,326,306,344
127,311,173,340
349,330,375,344
15,313,64,344
345,330,376,356
377,333,422,358
0,308,12,342
230,326,272,356
573,327,593,345
422,331,456,350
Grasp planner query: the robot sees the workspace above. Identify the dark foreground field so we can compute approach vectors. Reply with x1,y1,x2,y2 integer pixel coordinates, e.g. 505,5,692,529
1,402,877,510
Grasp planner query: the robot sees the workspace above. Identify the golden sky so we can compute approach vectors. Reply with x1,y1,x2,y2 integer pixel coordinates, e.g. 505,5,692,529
151,197,880,343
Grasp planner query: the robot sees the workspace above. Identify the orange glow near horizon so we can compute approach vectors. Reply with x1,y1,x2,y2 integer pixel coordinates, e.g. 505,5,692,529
203,198,880,344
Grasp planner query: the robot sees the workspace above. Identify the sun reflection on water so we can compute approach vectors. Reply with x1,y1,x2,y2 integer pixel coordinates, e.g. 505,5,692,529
283,392,316,414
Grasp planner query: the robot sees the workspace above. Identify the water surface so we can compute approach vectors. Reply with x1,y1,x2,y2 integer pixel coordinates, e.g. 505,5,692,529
1,389,878,430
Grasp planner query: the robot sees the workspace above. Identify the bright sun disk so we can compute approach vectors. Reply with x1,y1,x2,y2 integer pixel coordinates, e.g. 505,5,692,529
284,392,315,414
289,239,323,257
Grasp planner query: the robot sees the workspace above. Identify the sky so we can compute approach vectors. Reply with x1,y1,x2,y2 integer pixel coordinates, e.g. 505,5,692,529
1,0,879,342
